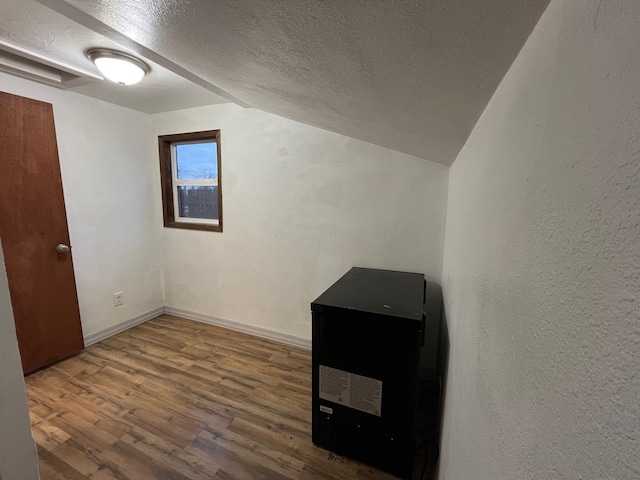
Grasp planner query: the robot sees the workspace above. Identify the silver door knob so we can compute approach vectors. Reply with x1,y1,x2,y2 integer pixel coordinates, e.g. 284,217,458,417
56,244,70,254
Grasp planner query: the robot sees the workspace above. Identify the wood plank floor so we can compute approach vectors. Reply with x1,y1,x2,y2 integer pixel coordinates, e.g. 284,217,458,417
25,315,431,479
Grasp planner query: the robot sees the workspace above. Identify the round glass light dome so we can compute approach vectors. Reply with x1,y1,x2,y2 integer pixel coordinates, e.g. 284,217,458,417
87,49,150,86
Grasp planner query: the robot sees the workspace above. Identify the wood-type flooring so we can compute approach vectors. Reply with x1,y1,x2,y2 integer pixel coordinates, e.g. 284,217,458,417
25,315,434,479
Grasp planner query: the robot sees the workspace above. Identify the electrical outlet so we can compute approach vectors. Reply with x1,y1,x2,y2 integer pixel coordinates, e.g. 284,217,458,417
113,291,124,307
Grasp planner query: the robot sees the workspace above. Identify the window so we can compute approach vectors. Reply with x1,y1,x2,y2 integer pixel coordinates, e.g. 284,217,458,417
158,130,222,232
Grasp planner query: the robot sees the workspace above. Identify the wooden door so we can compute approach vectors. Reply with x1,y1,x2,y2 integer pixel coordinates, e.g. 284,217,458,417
0,91,84,374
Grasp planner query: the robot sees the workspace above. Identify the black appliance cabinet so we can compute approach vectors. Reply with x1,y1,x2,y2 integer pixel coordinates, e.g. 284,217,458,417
311,267,425,478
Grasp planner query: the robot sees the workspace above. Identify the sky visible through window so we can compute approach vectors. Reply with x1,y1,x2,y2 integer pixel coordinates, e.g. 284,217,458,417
176,142,217,180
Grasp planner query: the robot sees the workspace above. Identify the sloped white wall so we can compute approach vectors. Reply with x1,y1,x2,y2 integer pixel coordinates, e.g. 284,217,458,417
440,0,640,478
0,72,164,338
153,104,449,341
0,245,39,480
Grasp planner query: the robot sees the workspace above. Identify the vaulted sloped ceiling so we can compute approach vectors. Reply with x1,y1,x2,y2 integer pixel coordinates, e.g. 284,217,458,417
34,0,550,165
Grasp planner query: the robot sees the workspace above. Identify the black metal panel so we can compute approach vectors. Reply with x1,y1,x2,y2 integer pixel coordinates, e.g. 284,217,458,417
312,267,424,323
311,267,425,478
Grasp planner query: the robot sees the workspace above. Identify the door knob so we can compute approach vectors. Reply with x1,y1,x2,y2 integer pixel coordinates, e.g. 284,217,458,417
56,243,70,254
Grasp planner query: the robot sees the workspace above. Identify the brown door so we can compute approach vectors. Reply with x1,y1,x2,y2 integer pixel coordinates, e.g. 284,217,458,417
0,91,84,374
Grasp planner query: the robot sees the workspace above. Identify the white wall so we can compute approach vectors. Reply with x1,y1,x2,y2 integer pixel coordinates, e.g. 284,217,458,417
0,245,39,480
153,104,449,341
0,72,164,339
440,1,640,478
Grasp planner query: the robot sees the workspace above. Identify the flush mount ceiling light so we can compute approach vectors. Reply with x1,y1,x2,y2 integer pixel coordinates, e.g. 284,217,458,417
86,48,150,86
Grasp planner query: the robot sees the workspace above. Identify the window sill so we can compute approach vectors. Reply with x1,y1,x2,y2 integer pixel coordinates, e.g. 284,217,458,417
163,221,222,232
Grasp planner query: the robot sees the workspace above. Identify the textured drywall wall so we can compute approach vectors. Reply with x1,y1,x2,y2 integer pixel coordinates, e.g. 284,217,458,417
153,104,449,340
440,0,640,478
0,71,164,337
0,245,39,480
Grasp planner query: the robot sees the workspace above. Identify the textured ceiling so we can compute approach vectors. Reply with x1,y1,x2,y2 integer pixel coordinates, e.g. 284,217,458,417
27,0,550,164
0,0,229,112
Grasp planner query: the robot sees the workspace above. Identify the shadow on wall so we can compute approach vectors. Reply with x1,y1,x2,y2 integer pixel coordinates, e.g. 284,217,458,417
435,307,449,479
416,282,449,478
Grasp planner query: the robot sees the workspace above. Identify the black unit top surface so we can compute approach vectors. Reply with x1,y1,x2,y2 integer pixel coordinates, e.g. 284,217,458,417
311,267,424,322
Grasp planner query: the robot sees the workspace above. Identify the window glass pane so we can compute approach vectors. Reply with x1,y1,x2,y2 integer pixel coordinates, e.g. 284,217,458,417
176,142,217,180
177,186,218,220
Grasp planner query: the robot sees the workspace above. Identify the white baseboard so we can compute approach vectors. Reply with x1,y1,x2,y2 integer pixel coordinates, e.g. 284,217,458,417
83,306,165,347
164,305,312,350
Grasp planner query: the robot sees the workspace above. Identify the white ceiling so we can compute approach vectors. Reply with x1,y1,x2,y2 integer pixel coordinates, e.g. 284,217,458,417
0,0,230,112
2,0,550,164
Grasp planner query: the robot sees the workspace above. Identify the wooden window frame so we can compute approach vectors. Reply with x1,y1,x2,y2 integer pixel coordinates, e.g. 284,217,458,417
158,130,223,232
